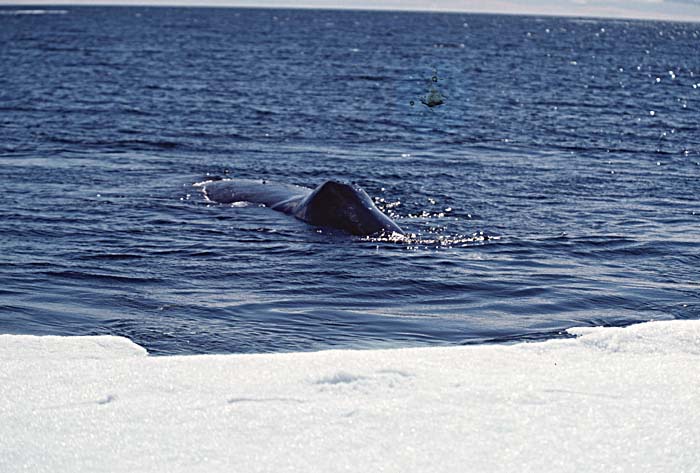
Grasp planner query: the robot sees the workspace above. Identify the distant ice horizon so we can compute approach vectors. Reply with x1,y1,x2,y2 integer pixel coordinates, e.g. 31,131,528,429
2,0,700,23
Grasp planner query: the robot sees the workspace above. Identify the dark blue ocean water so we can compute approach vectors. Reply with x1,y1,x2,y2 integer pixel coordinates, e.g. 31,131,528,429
1,7,699,355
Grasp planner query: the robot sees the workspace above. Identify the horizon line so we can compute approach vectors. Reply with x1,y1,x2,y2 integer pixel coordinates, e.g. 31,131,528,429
2,1,700,24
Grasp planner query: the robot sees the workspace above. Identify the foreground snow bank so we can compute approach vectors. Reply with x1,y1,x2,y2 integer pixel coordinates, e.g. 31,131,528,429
1,321,699,473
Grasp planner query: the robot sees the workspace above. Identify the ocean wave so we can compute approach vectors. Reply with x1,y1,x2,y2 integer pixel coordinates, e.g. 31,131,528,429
0,9,67,15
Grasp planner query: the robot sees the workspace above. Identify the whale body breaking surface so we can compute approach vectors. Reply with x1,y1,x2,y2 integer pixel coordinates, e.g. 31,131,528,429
196,178,404,237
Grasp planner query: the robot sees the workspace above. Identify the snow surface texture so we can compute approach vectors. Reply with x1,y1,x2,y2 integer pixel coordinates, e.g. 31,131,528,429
1,321,699,473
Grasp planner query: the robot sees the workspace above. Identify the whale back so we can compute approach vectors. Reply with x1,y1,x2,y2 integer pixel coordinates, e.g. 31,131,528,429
293,181,403,236
200,179,310,209
198,178,403,237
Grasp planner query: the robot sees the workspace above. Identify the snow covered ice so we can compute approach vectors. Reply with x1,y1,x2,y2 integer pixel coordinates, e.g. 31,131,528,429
1,320,699,472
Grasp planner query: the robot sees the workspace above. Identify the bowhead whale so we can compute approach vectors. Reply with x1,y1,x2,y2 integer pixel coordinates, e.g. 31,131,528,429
196,178,404,237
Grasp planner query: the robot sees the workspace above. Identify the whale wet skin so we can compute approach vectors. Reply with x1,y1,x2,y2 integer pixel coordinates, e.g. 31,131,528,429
198,179,404,237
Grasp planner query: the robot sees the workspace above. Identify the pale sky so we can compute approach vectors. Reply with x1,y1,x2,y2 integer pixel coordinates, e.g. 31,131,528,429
2,0,700,22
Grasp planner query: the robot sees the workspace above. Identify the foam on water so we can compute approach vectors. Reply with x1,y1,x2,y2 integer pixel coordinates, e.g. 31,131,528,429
0,9,68,15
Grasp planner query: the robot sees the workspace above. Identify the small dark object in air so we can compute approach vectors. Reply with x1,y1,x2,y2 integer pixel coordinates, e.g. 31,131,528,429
420,88,445,108
413,68,446,109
